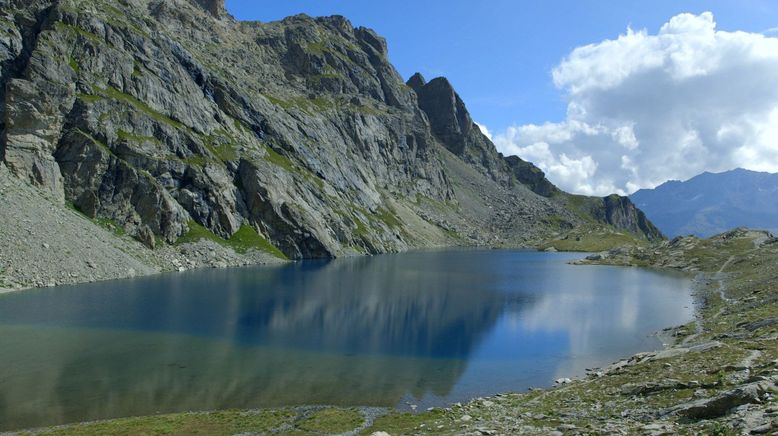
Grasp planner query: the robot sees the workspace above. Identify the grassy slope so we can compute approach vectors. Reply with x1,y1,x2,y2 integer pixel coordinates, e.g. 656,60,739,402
20,230,777,435
538,223,649,252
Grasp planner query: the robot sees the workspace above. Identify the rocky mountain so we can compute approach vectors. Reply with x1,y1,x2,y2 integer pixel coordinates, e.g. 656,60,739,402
630,168,778,237
0,0,661,287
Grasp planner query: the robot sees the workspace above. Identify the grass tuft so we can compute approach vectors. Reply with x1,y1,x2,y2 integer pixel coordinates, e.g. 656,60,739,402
176,221,287,260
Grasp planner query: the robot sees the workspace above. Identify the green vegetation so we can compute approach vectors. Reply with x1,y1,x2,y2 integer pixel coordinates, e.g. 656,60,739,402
76,93,102,104
262,93,334,114
360,409,449,435
262,145,296,172
175,221,227,245
227,225,287,259
103,86,187,131
68,56,80,73
353,216,369,237
29,409,296,436
54,22,106,47
132,60,144,78
296,408,364,434
202,134,238,162
376,207,402,229
540,224,645,253
176,221,287,260
305,41,328,55
183,155,211,167
94,217,126,237
117,129,161,145
73,129,115,156
414,193,458,214
555,193,599,224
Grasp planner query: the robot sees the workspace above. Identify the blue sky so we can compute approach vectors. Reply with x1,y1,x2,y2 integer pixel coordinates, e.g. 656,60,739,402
225,0,778,133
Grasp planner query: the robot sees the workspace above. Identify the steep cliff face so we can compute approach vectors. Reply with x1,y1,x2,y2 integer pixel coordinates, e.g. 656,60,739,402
408,73,510,186
0,0,661,263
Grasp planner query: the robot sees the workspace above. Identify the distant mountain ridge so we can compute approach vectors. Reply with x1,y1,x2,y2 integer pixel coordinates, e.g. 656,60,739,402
630,168,778,238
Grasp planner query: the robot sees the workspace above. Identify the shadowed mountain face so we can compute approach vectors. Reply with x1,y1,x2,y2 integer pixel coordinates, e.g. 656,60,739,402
0,0,660,259
630,168,778,237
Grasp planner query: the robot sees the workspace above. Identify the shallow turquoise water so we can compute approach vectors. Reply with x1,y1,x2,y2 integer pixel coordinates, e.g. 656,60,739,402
0,250,693,430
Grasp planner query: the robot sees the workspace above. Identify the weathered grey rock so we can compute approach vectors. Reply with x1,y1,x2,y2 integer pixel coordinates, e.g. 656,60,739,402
673,381,775,419
740,317,778,332
621,379,699,396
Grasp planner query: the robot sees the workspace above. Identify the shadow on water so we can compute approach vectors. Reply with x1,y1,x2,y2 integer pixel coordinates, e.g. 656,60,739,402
0,250,692,430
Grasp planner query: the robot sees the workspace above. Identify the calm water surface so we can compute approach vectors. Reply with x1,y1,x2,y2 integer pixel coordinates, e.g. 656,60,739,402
0,250,694,430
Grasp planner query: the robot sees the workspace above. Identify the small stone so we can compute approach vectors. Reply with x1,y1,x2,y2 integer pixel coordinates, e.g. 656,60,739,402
460,415,472,422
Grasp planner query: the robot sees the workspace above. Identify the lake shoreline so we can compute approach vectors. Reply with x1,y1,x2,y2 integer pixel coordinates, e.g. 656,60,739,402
11,230,775,435
0,242,561,295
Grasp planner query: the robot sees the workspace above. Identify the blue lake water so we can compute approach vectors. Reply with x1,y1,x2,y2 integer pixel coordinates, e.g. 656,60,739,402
0,250,694,430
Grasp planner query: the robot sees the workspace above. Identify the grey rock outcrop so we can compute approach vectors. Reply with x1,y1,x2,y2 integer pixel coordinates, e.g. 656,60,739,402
504,155,558,197
409,75,511,185
191,0,225,18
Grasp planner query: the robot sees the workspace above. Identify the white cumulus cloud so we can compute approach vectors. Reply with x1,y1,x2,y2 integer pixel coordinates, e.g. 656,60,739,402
493,12,778,195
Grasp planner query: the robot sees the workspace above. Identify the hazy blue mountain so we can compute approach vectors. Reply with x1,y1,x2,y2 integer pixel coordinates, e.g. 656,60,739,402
630,168,778,237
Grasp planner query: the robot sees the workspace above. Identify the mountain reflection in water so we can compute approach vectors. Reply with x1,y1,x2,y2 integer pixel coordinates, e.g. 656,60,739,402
0,250,693,431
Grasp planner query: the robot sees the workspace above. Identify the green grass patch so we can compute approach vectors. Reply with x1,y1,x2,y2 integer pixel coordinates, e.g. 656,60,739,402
103,86,187,131
203,135,238,162
227,225,288,259
54,22,106,47
541,225,644,252
361,409,448,435
305,41,328,55
176,221,224,246
117,129,161,145
176,221,287,260
183,155,212,167
68,56,79,73
73,129,114,156
77,93,102,104
132,60,144,77
94,217,126,237
33,409,296,436
376,207,402,229
262,145,296,172
296,408,363,434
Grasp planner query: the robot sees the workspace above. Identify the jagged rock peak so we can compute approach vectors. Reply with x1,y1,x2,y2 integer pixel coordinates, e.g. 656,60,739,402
355,26,388,57
191,0,225,17
406,73,427,92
